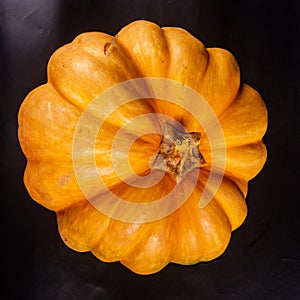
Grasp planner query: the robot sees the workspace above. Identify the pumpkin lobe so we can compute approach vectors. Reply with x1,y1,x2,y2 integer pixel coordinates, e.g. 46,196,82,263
152,123,204,183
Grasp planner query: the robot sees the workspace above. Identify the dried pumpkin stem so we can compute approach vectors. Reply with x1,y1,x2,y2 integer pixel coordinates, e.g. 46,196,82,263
152,123,204,183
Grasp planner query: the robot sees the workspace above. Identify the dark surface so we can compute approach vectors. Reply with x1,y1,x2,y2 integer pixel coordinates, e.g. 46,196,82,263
1,0,299,299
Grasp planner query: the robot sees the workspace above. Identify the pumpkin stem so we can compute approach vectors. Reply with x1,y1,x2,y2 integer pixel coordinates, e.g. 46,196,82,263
152,123,204,183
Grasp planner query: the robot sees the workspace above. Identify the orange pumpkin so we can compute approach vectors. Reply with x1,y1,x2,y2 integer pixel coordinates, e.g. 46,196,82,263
18,20,267,275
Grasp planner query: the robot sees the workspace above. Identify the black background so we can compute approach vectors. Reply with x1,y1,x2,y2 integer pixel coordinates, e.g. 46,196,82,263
1,0,299,299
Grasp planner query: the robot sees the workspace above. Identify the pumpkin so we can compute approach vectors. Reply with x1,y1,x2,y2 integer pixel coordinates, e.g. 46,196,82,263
18,20,267,275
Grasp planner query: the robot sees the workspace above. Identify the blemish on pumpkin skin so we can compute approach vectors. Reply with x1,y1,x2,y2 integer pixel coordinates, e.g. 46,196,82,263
61,235,68,242
59,174,71,187
104,42,111,55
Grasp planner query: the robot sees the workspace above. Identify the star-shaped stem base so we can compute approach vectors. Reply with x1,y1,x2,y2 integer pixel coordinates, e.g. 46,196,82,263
152,123,204,183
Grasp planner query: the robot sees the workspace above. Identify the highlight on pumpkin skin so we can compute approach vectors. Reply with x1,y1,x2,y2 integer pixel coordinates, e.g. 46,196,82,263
17,19,268,275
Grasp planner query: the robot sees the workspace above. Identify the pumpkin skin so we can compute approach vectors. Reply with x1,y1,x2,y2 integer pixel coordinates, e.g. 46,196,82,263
18,20,267,275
